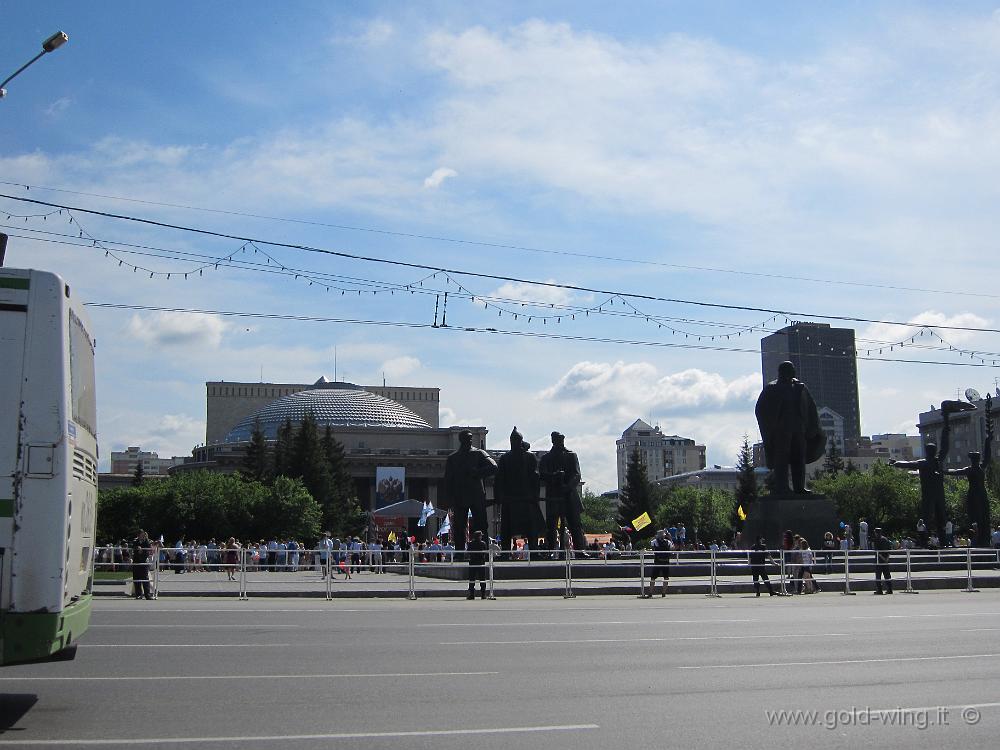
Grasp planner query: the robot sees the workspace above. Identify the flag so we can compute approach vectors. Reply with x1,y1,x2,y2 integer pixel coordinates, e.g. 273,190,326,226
438,514,451,537
387,530,397,543
737,505,747,521
632,512,652,531
418,501,433,527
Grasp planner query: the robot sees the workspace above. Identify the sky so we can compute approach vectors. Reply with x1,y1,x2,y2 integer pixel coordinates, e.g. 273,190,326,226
3,1,1000,493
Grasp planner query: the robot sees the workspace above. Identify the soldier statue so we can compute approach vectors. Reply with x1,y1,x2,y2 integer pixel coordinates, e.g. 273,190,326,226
494,427,545,552
444,430,497,552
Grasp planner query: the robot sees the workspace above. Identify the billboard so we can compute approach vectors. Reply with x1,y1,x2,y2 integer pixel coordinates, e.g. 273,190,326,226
375,466,406,508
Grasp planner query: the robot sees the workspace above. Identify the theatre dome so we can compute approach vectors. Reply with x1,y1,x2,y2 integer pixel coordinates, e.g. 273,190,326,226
223,378,431,441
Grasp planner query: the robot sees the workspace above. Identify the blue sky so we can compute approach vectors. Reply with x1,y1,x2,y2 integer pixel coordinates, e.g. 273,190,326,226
3,2,1000,492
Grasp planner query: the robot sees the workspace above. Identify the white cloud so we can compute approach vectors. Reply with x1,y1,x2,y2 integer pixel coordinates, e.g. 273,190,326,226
44,97,71,118
380,355,421,379
540,361,759,421
859,310,990,349
423,166,457,188
490,279,572,306
124,311,228,348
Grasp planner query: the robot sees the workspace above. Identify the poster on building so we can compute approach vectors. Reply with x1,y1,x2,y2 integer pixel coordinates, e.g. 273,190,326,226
375,466,406,508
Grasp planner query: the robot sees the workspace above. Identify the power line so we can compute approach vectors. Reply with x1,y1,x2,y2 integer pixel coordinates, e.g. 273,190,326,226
82,302,999,367
3,180,995,300
5,193,1000,335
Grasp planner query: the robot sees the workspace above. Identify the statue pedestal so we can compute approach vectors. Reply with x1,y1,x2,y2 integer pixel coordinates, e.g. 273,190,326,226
742,493,838,549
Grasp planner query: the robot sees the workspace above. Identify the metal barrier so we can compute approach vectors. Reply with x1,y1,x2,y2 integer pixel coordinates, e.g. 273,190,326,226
93,543,1000,599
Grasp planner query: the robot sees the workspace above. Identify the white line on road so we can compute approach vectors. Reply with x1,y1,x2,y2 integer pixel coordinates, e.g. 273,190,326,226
851,613,1000,620
78,644,292,648
0,671,499,682
679,653,1000,670
0,723,600,746
418,618,756,627
441,632,849,646
90,624,301,628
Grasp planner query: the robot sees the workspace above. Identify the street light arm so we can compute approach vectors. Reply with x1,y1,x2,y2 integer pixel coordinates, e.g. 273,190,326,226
1,31,69,98
1,50,47,92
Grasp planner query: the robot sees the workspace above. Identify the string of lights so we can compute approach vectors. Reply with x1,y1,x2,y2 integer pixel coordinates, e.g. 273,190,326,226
3,179,998,301
81,302,999,368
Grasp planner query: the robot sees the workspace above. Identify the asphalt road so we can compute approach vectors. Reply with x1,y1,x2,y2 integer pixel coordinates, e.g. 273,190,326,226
1,590,998,748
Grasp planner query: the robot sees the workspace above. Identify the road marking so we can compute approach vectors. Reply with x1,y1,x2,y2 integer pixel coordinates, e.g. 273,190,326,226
678,653,1000,670
961,628,1000,632
78,644,292,648
90,624,301,628
851,613,1000,620
418,618,756,627
0,723,600,746
442,632,849,646
0,671,499,682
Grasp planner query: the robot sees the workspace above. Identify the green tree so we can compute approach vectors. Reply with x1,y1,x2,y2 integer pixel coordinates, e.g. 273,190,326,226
249,475,322,541
654,485,736,546
241,418,270,483
735,435,758,516
132,461,145,486
823,438,845,478
580,489,617,533
320,425,363,537
811,462,919,537
844,459,860,475
616,448,655,542
273,417,295,478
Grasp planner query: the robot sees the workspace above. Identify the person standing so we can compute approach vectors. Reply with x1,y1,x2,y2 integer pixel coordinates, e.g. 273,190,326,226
466,530,489,600
318,532,334,579
873,527,894,595
444,430,497,553
539,431,588,557
748,536,776,597
131,530,155,600
644,529,673,598
858,519,869,551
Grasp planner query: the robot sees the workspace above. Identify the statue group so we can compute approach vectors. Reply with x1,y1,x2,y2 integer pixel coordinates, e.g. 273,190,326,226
443,428,587,554
754,361,994,545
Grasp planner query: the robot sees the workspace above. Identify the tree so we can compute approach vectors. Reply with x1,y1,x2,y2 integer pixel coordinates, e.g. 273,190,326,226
580,489,617,533
132,461,144,486
810,462,919,537
273,417,295,478
823,438,845,478
844,460,859,475
654,485,736,546
241,418,270,483
734,435,758,517
616,448,655,542
320,425,363,537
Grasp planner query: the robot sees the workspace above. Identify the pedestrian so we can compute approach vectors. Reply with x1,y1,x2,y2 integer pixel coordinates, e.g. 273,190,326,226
644,529,673,598
131,530,156,600
873,527,894,595
799,538,820,593
318,532,334,579
466,530,489,600
748,535,776,597
858,519,869,550
821,531,836,573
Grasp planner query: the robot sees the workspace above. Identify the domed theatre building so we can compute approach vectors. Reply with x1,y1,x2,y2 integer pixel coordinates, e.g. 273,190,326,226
180,377,488,517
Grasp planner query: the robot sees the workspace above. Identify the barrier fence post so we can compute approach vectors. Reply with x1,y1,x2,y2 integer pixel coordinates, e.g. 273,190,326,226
325,548,333,601
407,545,417,600
239,548,247,600
152,549,160,600
637,550,646,598
706,548,721,598
779,549,788,596
964,546,979,593
563,529,575,599
842,548,856,595
903,548,918,594
487,542,496,600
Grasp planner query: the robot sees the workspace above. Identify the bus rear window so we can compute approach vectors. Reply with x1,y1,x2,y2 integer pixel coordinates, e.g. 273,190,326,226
69,310,97,437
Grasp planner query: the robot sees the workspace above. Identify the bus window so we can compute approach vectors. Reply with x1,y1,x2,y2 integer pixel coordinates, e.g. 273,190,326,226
69,310,97,437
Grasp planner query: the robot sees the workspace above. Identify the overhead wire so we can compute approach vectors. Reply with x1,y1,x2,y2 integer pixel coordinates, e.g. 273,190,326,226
3,193,1000,336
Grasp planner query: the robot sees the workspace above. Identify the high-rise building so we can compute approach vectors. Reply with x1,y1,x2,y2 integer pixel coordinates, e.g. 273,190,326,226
761,322,861,449
616,419,706,491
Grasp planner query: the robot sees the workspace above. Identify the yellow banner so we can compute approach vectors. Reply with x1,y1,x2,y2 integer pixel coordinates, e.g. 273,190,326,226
632,512,652,531
737,505,747,521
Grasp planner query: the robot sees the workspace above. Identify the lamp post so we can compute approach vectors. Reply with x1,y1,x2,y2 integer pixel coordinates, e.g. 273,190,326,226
1,31,69,99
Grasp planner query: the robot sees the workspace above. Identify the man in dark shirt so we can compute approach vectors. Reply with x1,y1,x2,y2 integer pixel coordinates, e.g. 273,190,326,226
466,530,489,600
131,530,155,600
644,529,673,598
873,527,894,595
748,535,776,597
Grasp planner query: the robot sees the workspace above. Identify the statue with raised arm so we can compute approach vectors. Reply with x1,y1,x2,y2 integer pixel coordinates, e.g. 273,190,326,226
890,399,972,544
754,361,826,495
944,395,993,547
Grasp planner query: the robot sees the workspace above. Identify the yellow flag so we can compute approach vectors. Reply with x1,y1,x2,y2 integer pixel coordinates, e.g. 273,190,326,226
632,512,652,531
387,530,397,543
737,505,747,521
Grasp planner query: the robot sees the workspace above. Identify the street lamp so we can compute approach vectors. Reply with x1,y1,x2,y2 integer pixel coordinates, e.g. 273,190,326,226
1,31,70,99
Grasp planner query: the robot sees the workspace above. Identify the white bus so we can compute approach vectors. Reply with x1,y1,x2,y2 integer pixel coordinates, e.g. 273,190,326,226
1,267,96,664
